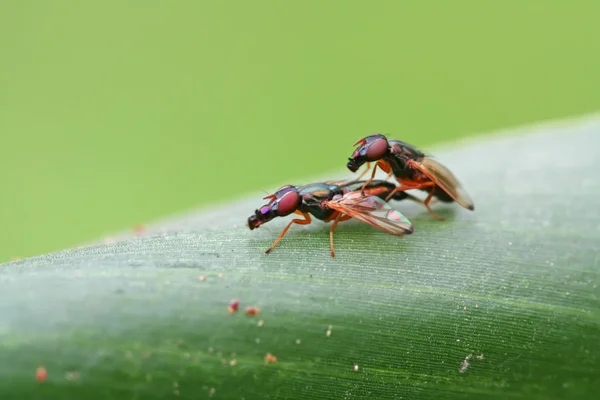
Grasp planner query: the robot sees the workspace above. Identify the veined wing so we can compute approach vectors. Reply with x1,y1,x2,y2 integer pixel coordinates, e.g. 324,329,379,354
408,157,475,210
325,192,414,236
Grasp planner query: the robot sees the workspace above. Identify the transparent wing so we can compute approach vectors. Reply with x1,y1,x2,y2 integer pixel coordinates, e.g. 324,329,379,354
325,192,414,236
409,157,475,210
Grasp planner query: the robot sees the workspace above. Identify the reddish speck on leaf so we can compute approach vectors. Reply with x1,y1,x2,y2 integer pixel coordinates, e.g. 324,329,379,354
228,300,240,313
197,275,207,281
265,353,277,363
246,307,260,316
133,225,146,234
36,366,47,382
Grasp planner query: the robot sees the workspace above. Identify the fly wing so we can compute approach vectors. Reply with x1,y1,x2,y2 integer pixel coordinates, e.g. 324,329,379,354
409,157,475,210
325,192,414,236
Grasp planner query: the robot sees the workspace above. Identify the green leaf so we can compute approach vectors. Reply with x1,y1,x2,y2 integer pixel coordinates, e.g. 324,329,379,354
2,116,599,399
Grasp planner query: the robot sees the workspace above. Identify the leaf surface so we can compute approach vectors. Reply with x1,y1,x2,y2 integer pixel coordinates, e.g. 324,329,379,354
2,116,599,399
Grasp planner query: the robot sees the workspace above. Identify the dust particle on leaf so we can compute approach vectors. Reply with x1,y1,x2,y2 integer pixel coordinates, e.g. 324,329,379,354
354,364,359,372
295,339,301,345
265,353,277,364
209,387,216,397
257,319,264,327
228,299,240,313
35,366,47,382
133,225,146,235
198,275,207,281
65,371,80,381
246,307,260,316
459,354,472,373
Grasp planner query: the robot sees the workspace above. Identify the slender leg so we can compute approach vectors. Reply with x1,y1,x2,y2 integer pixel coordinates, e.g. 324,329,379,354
360,163,379,195
329,214,353,258
355,162,371,181
383,183,419,202
423,187,445,221
264,213,312,254
383,186,402,202
383,182,443,220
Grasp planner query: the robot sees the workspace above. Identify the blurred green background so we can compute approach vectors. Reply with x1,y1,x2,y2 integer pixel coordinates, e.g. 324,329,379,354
1,0,599,262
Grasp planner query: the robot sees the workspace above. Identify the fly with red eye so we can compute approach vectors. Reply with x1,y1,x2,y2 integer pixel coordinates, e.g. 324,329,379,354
346,134,474,220
247,180,415,257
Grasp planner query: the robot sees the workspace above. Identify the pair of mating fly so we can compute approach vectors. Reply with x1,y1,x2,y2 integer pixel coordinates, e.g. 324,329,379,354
248,134,474,257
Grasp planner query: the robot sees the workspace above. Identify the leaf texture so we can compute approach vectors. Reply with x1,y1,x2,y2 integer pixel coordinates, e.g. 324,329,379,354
1,115,599,399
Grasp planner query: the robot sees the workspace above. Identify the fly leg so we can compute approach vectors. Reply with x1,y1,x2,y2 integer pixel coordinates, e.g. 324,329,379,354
264,212,312,254
329,213,353,258
422,185,445,221
355,162,371,181
360,163,379,195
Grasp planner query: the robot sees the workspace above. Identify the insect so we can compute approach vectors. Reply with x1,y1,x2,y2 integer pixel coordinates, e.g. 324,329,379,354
247,180,414,257
347,134,474,220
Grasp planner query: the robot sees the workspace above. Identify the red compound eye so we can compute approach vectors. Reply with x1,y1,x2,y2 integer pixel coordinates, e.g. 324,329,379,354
366,137,389,161
276,189,300,216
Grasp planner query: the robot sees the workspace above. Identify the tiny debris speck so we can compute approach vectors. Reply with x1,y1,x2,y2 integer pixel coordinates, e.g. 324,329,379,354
246,307,260,316
65,371,80,381
459,354,472,373
353,364,359,372
36,366,47,382
228,300,240,313
265,353,277,363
